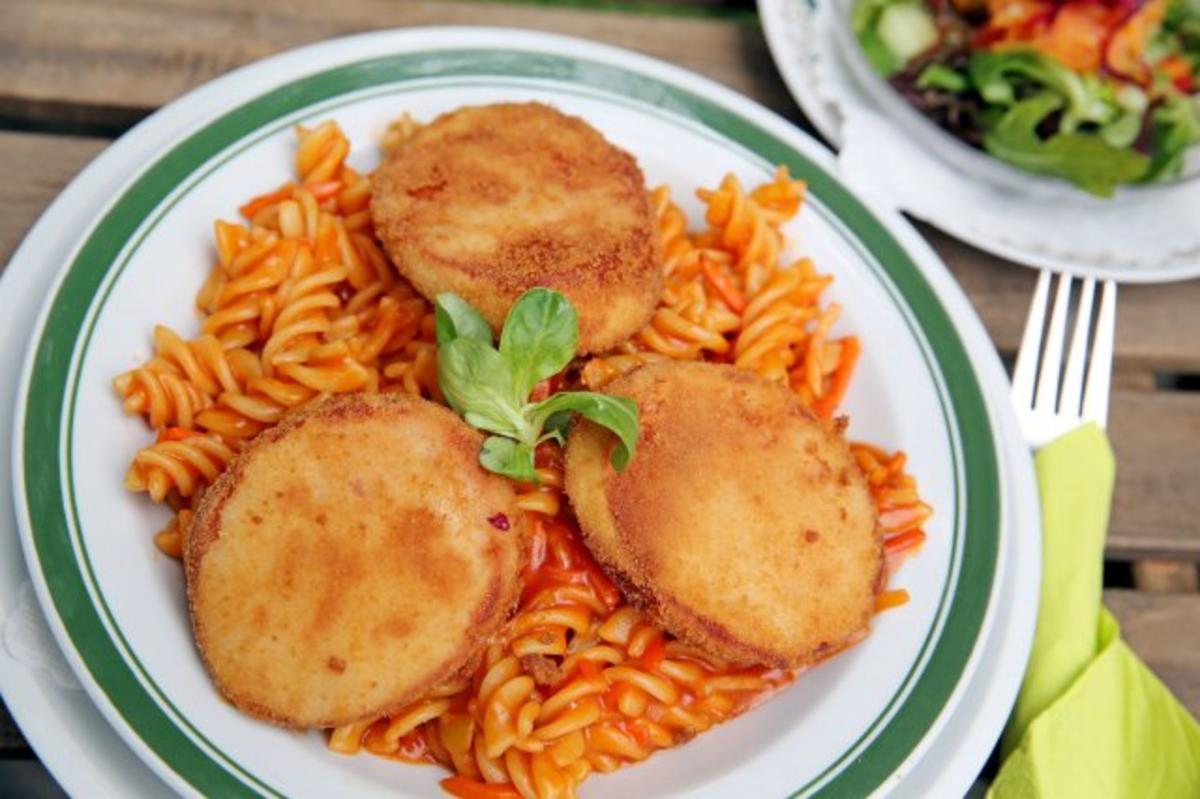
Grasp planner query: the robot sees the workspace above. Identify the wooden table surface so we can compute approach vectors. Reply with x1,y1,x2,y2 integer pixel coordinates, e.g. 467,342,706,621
1,0,1197,786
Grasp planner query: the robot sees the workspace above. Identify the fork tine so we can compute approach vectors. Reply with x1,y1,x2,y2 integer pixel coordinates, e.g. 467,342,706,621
1082,279,1117,427
1012,270,1051,410
1034,273,1072,414
1059,277,1095,417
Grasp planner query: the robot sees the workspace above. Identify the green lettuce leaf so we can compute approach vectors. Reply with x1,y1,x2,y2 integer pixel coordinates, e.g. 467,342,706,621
982,93,1150,196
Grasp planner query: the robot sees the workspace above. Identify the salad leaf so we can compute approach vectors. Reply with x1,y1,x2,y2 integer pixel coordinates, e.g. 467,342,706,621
1100,110,1144,148
918,64,969,93
436,289,640,481
982,92,1151,196
852,0,889,34
1162,0,1200,72
435,293,493,346
530,392,639,471
860,28,903,75
1145,94,1200,181
968,50,1117,131
498,287,578,400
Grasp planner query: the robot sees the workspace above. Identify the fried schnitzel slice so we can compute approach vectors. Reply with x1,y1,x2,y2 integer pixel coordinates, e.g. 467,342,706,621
565,361,881,668
370,102,662,353
186,393,524,728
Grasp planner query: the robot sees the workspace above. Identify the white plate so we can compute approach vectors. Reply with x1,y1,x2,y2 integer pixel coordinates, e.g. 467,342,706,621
0,252,1036,799
9,28,1021,798
0,125,176,799
759,0,1200,283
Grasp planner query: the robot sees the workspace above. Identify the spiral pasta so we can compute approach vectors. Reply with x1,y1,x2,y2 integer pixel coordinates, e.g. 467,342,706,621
117,117,930,799
116,118,437,556
125,430,236,503
584,167,858,420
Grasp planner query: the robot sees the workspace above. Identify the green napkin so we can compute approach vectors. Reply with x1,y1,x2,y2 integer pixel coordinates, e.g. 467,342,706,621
989,424,1200,798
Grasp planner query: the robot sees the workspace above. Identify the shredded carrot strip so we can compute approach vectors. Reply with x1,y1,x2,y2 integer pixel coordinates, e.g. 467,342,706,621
303,180,343,201
875,589,910,613
584,559,622,608
238,183,295,218
805,303,841,398
641,635,666,672
626,720,653,747
813,335,860,419
578,659,602,681
879,504,933,535
440,776,521,799
314,222,340,264
702,259,747,313
884,528,926,556
156,427,201,442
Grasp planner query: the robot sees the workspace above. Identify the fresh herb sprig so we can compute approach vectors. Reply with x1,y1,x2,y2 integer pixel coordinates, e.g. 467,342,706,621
435,288,639,482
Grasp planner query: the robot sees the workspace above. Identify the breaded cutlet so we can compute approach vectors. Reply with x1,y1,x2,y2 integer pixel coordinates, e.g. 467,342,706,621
370,102,663,354
185,393,524,728
564,361,882,669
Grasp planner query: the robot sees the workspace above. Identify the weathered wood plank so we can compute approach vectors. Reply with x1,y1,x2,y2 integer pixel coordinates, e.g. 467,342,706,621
927,226,1200,373
1106,589,1200,719
0,0,797,125
1108,390,1200,562
0,132,107,266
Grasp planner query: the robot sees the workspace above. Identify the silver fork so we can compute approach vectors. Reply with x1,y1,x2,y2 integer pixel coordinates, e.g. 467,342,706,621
1010,271,1117,448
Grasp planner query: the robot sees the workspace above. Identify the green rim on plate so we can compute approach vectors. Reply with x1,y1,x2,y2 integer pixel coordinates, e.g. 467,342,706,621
19,48,999,798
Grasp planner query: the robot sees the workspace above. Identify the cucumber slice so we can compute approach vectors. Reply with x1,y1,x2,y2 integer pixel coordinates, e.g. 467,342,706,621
876,2,938,65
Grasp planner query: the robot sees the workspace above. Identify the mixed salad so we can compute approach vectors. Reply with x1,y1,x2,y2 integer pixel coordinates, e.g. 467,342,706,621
853,0,1200,195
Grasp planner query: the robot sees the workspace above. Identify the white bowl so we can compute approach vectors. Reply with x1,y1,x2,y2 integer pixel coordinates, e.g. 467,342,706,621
829,0,1200,201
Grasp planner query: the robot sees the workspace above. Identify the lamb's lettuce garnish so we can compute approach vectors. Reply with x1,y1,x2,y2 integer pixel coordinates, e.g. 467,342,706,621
982,93,1151,196
434,293,493,348
435,289,638,482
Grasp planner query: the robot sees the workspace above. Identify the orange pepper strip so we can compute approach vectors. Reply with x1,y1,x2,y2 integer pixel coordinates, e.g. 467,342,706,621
701,259,747,313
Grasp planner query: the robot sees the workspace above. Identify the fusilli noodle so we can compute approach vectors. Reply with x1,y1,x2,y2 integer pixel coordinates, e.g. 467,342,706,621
116,119,436,555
